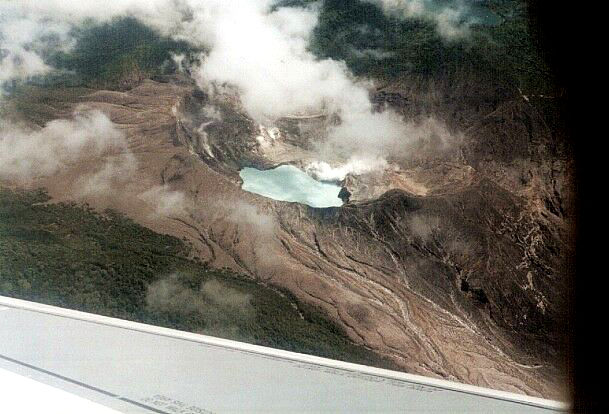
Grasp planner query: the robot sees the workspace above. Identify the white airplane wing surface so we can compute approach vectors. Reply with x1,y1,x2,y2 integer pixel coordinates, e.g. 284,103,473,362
0,296,568,413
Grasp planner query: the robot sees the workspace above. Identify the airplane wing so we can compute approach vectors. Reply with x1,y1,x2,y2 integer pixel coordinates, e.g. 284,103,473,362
0,296,569,413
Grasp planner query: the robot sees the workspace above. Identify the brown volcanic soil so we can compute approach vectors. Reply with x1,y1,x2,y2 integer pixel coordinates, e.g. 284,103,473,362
2,76,572,400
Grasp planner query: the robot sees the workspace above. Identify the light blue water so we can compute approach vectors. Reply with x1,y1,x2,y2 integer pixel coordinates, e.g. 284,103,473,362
240,165,343,208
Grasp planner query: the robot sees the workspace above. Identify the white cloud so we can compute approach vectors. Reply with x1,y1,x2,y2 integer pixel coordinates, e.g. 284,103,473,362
0,109,127,181
138,185,189,217
0,9,71,86
1,0,462,180
146,273,252,314
364,0,475,39
75,153,137,197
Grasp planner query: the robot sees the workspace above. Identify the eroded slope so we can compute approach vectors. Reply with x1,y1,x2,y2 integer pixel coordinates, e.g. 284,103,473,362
0,77,571,399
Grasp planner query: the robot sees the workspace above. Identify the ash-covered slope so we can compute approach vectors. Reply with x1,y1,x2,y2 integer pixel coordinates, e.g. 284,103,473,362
0,0,573,402
4,75,568,397
174,72,572,398
0,72,571,398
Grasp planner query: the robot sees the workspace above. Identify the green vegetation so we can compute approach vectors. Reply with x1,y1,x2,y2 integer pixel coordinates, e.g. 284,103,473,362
0,188,394,369
27,1,551,94
50,17,200,89
282,0,553,94
0,86,92,126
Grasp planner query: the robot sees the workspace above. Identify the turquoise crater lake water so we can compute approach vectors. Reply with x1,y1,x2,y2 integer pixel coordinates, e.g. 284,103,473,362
239,165,343,208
